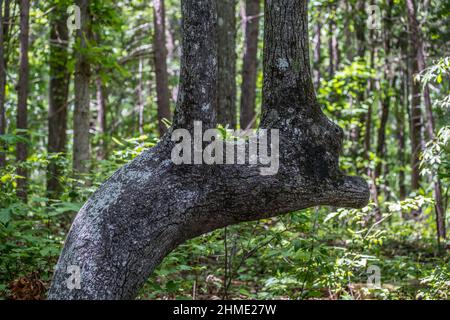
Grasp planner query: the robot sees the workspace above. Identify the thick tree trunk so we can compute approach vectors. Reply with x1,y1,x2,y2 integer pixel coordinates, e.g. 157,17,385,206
0,0,10,167
73,0,91,176
47,3,70,197
239,0,260,129
406,0,446,241
48,0,369,300
217,0,237,128
153,0,172,137
16,0,29,200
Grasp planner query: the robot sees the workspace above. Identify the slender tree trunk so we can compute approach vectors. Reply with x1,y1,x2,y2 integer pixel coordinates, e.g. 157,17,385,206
350,0,366,166
406,0,422,192
328,6,339,79
355,0,366,59
406,0,446,241
374,1,393,180
363,30,375,161
313,15,321,89
95,74,107,160
16,0,29,200
240,0,260,129
0,0,10,167
153,0,171,137
47,3,70,197
343,1,353,63
73,0,91,176
48,0,368,300
137,57,145,135
217,0,237,128
397,73,407,200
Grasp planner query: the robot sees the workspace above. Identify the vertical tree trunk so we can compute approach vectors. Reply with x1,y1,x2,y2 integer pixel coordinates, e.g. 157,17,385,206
328,6,339,79
363,29,376,161
239,0,260,129
217,0,237,128
73,0,91,176
406,0,446,241
350,0,366,166
406,0,422,192
343,1,353,63
355,0,366,59
153,0,171,137
374,1,393,180
137,57,145,135
397,73,407,200
95,75,107,160
0,0,10,167
313,15,321,89
16,0,29,200
47,2,70,197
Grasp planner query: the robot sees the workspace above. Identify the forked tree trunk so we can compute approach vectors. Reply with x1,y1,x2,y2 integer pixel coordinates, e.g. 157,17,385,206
153,0,172,137
48,0,369,300
16,0,29,200
73,0,91,176
240,0,260,129
48,3,70,197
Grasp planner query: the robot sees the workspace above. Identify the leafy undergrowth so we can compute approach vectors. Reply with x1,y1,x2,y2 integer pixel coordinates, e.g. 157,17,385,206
1,136,449,300
138,203,449,300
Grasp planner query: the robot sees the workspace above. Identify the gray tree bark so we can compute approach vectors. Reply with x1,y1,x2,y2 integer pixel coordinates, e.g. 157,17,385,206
48,0,369,300
217,0,237,128
153,0,172,137
239,0,260,129
73,0,91,176
47,2,70,197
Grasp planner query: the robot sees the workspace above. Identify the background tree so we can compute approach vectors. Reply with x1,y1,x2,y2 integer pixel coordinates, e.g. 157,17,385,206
16,0,30,200
153,0,171,137
240,0,260,129
217,0,237,128
73,0,91,177
0,0,10,167
47,1,70,197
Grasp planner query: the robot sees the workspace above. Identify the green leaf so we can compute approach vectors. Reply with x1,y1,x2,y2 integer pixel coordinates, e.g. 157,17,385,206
0,208,11,225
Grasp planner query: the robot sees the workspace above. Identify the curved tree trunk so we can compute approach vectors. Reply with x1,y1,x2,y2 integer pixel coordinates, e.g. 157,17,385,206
48,0,369,300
